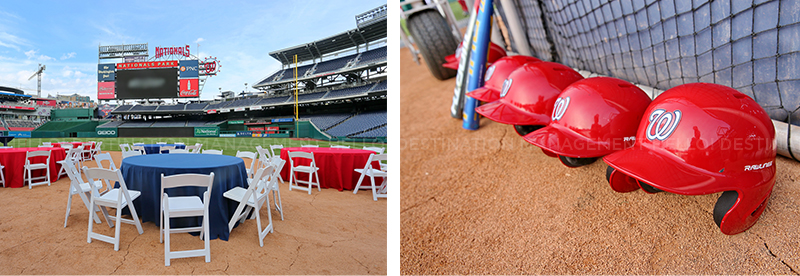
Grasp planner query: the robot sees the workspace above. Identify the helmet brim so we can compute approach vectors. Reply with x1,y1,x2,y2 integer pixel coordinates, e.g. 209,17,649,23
603,146,721,195
475,100,550,126
523,124,614,158
442,58,459,70
466,87,500,103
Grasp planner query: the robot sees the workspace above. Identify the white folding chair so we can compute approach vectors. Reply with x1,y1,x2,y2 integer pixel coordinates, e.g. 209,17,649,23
83,166,144,251
0,160,6,188
61,143,74,150
224,167,273,247
267,157,285,220
122,150,143,159
193,143,203,153
202,149,223,155
353,153,388,201
236,151,258,178
330,145,350,149
24,150,51,189
269,144,283,158
159,145,176,154
301,145,319,148
119,143,132,153
38,145,53,148
90,141,103,158
93,152,117,170
80,143,93,161
363,146,385,154
63,159,103,227
57,147,81,178
160,172,214,266
287,151,320,194
185,144,199,154
173,142,185,145
157,142,167,145
169,149,190,154
42,142,52,146
256,146,271,167
131,145,146,155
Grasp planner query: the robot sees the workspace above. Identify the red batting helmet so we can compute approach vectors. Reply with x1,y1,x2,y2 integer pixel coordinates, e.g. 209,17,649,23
523,77,652,167
466,56,542,102
603,83,776,235
475,61,584,136
442,41,508,70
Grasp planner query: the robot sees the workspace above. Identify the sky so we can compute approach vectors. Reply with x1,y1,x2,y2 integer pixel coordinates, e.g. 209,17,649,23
0,0,387,101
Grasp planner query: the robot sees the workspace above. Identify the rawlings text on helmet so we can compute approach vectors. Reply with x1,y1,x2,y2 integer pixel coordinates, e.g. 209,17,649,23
485,65,496,82
551,97,570,121
499,79,513,98
744,161,773,171
646,109,682,141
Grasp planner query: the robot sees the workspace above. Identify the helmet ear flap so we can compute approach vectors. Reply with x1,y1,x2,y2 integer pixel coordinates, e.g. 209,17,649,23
715,190,771,235
606,166,640,193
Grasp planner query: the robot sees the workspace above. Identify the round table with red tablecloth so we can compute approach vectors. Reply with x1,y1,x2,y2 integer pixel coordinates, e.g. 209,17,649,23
0,147,67,188
279,147,381,191
52,142,94,150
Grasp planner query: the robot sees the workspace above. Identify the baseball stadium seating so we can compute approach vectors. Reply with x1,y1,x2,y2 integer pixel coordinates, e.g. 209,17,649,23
324,111,386,137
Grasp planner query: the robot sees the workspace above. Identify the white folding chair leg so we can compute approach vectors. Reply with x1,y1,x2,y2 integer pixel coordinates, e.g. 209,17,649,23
272,189,283,221
353,170,367,194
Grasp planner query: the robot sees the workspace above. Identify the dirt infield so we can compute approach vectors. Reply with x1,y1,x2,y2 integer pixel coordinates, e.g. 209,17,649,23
0,151,386,274
400,49,800,274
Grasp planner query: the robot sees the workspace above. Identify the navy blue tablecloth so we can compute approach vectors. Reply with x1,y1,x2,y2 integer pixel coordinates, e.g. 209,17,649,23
120,154,248,241
138,144,185,154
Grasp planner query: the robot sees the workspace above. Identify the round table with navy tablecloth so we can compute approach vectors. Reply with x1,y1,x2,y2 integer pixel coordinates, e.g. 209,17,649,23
136,144,185,154
120,153,249,241
279,147,381,191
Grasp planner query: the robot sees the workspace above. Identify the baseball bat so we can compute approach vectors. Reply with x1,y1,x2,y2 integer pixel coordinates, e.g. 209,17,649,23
449,0,480,119
462,0,494,130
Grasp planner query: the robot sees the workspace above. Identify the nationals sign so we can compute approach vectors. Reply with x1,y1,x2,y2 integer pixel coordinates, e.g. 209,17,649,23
155,45,190,59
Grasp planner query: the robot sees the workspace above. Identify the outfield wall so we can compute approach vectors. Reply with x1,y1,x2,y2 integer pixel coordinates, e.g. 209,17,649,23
118,127,194,137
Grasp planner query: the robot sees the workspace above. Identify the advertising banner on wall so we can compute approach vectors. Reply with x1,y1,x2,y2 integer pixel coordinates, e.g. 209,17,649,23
96,128,118,137
117,60,178,70
194,127,219,137
179,60,199,78
98,81,115,99
271,118,294,123
179,78,199,97
97,63,115,81
8,131,31,138
235,131,253,137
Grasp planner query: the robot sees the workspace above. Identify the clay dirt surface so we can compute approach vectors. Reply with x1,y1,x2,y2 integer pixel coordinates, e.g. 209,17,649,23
0,151,386,274
400,49,800,274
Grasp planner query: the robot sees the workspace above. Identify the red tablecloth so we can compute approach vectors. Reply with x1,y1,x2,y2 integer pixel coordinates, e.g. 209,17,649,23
53,142,95,150
279,147,380,191
0,147,67,188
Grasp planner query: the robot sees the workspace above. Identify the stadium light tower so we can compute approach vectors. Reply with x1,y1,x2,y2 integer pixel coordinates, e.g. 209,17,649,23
28,64,46,97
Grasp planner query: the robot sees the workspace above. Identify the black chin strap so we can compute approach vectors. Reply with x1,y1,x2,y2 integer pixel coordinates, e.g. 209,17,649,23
788,114,798,161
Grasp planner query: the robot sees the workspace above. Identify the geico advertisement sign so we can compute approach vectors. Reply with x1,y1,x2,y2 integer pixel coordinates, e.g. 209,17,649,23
97,130,116,136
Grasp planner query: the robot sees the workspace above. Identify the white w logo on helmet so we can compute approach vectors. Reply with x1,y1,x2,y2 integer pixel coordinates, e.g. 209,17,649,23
646,109,682,141
552,96,570,121
484,65,496,82
499,79,513,98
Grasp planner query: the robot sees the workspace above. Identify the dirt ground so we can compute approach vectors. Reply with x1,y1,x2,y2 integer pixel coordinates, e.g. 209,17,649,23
399,49,800,274
0,151,386,274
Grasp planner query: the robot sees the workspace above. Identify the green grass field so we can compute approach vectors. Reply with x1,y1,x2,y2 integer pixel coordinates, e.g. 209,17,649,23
10,137,386,156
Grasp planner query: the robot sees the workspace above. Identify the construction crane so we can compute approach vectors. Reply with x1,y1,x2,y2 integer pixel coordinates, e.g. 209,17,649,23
28,64,45,97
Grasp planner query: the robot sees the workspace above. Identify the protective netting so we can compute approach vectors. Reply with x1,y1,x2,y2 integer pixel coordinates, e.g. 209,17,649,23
496,0,800,125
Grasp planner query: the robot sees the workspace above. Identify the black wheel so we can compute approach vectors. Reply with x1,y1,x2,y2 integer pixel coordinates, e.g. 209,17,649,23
605,166,614,183
406,9,459,80
558,155,597,168
514,125,542,136
713,191,738,228
638,180,663,193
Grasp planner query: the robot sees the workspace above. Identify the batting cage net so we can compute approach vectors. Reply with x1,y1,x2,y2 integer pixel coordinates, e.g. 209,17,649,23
495,0,800,125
